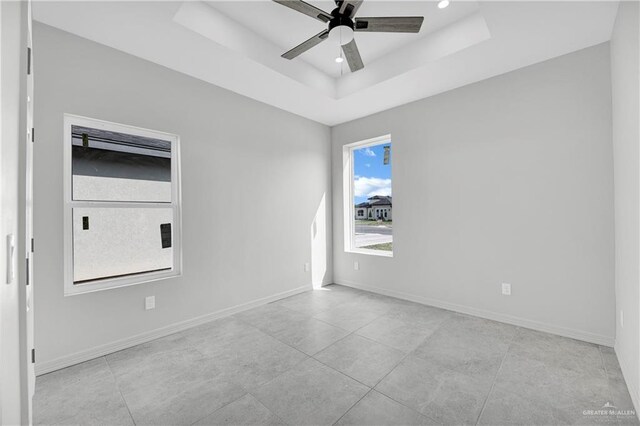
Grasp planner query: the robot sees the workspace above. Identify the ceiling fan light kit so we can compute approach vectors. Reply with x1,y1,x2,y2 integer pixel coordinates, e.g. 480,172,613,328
328,22,355,46
274,0,425,73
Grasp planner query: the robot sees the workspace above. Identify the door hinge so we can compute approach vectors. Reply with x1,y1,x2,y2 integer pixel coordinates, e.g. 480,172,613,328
26,257,29,285
31,238,34,253
27,47,31,75
31,127,35,143
31,348,35,364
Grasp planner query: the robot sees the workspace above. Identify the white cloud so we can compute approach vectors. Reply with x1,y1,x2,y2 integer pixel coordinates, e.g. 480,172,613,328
354,176,392,198
362,147,376,157
365,163,371,167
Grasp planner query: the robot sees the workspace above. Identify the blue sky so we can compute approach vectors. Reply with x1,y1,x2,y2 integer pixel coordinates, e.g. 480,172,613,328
353,143,392,204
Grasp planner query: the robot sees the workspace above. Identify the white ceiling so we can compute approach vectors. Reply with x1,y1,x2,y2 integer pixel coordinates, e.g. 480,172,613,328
207,0,482,77
32,1,619,126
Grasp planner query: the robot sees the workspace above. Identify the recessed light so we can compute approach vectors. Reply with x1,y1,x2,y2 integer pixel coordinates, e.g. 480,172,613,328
438,0,450,9
335,56,344,63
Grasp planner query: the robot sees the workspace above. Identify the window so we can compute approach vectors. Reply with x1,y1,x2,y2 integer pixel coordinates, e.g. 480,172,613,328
64,115,182,295
343,135,392,256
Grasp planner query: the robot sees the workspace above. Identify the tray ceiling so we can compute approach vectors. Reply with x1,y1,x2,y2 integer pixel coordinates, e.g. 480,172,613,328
33,1,619,125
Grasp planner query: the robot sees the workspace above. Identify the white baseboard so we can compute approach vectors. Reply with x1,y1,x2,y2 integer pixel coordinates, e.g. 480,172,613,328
334,278,615,347
35,284,312,376
614,343,640,419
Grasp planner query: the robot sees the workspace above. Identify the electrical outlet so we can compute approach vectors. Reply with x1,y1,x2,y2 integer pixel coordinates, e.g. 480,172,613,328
304,263,310,272
145,296,155,310
354,261,359,271
501,283,511,296
620,310,624,328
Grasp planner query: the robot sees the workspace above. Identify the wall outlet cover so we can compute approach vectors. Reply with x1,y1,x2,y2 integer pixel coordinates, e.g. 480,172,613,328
145,296,155,310
354,261,359,271
501,283,511,296
304,262,310,272
620,310,624,328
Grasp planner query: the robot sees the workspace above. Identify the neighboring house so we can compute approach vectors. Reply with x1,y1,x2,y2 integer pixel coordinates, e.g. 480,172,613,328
355,195,392,221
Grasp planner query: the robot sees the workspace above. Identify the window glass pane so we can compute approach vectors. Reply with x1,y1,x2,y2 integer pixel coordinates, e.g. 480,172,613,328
353,142,392,252
72,207,173,283
72,125,172,202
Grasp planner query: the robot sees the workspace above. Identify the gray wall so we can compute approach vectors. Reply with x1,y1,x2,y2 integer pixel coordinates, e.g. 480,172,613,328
332,43,615,345
611,1,640,412
33,23,332,368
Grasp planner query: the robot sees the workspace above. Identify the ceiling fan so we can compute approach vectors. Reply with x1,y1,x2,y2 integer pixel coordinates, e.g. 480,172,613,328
273,0,424,72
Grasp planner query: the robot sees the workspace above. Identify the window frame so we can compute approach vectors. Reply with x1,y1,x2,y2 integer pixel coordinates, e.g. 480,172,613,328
63,114,183,296
342,134,393,258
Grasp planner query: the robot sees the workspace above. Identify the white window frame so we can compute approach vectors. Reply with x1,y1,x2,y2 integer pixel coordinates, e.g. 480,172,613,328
63,114,183,296
343,134,393,258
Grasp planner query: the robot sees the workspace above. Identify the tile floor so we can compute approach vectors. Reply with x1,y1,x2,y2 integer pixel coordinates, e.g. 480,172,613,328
34,285,638,426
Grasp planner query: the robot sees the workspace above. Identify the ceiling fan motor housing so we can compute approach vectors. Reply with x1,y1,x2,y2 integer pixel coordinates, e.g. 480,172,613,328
328,11,355,45
275,0,425,72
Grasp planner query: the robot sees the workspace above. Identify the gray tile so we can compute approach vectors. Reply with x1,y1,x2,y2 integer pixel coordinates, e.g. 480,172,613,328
618,410,640,426
492,351,558,402
35,287,628,426
194,394,285,426
596,347,638,424
234,303,311,335
376,355,493,425
509,328,604,374
412,315,515,380
356,315,438,353
325,284,372,297
252,358,370,426
235,302,350,355
335,390,436,426
385,302,454,329
36,357,111,389
494,351,612,411
552,400,619,425
600,345,624,381
105,331,192,374
313,300,387,332
269,316,350,355
477,387,557,426
208,332,308,391
608,376,639,425
183,316,308,390
348,291,408,312
109,347,245,425
183,316,264,351
47,396,134,426
439,314,518,345
609,375,638,411
34,358,133,426
273,287,356,316
314,334,405,387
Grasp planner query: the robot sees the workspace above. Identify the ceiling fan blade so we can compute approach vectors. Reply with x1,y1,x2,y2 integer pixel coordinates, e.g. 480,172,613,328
355,16,424,33
342,39,364,72
272,0,332,23
282,30,329,59
339,0,363,18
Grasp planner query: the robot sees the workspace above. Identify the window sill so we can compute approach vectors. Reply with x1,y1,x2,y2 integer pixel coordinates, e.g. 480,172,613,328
64,269,181,296
346,248,394,258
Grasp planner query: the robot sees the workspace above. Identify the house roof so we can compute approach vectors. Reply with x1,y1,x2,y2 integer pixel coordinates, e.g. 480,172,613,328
355,196,392,208
71,125,171,158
